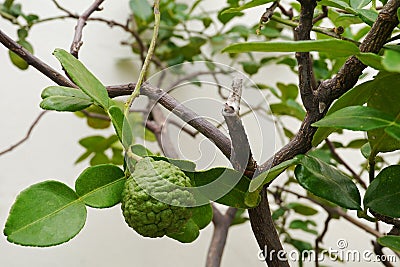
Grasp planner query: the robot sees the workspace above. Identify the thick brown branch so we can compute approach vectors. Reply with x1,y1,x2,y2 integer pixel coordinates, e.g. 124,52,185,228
294,0,318,111
70,0,105,58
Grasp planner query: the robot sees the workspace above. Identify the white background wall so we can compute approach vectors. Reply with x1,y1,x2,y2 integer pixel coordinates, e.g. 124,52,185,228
0,1,394,266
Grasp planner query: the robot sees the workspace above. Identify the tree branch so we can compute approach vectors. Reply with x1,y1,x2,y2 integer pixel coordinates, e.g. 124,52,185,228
206,205,237,267
70,0,105,58
0,111,47,156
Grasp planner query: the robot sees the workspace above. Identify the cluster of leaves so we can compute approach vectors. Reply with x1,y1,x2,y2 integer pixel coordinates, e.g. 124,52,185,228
3,0,400,261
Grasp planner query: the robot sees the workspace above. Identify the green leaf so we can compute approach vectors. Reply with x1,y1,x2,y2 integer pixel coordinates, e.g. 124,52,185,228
108,105,125,142
382,49,400,73
9,39,33,70
130,144,154,157
4,181,86,247
356,9,378,26
318,0,351,11
223,39,360,57
75,164,125,208
312,72,395,146
270,100,306,120
294,155,361,210
53,49,110,109
129,0,152,21
286,202,318,216
356,53,384,70
248,156,303,192
222,0,275,14
378,235,400,252
367,72,400,153
190,204,213,229
218,8,243,24
350,0,371,9
231,209,249,226
289,219,318,235
40,86,93,112
312,106,398,131
364,165,400,217
186,168,252,208
167,218,199,243
385,126,400,141
90,152,109,166
277,83,299,101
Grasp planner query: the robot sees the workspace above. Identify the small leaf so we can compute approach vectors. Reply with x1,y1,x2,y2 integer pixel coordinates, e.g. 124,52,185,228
4,181,86,247
289,219,318,235
378,235,400,252
249,156,303,192
53,49,110,109
190,204,213,229
222,39,360,57
167,219,199,243
222,0,275,14
294,155,361,210
364,165,400,217
9,39,33,70
287,202,318,216
356,9,378,26
312,106,397,131
129,0,152,21
75,164,125,208
231,209,249,226
40,94,93,112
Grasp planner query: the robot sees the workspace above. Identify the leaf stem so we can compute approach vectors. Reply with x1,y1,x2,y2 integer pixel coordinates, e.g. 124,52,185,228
124,1,160,116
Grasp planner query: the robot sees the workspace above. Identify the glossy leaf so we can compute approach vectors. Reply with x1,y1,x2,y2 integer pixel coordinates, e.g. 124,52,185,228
53,49,110,109
356,53,384,70
382,49,400,73
367,72,400,153
350,0,371,9
4,181,87,247
313,73,386,146
294,155,361,210
364,165,400,217
312,106,398,131
356,9,378,26
190,204,213,229
186,168,252,208
223,39,360,57
249,156,303,192
222,0,275,14
75,164,126,208
40,85,93,112
378,236,400,252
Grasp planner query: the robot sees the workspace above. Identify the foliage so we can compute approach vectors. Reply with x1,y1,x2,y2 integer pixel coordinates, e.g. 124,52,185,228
1,0,400,266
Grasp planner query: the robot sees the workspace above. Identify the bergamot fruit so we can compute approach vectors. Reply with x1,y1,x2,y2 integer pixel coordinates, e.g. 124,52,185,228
121,157,195,238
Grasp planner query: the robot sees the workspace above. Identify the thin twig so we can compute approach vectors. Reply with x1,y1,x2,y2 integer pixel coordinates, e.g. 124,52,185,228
326,139,367,189
124,0,160,114
312,5,328,24
372,241,395,267
0,111,47,156
315,215,332,267
70,0,105,58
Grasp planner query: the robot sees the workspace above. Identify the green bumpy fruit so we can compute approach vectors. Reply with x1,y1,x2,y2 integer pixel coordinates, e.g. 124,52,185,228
121,157,195,238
